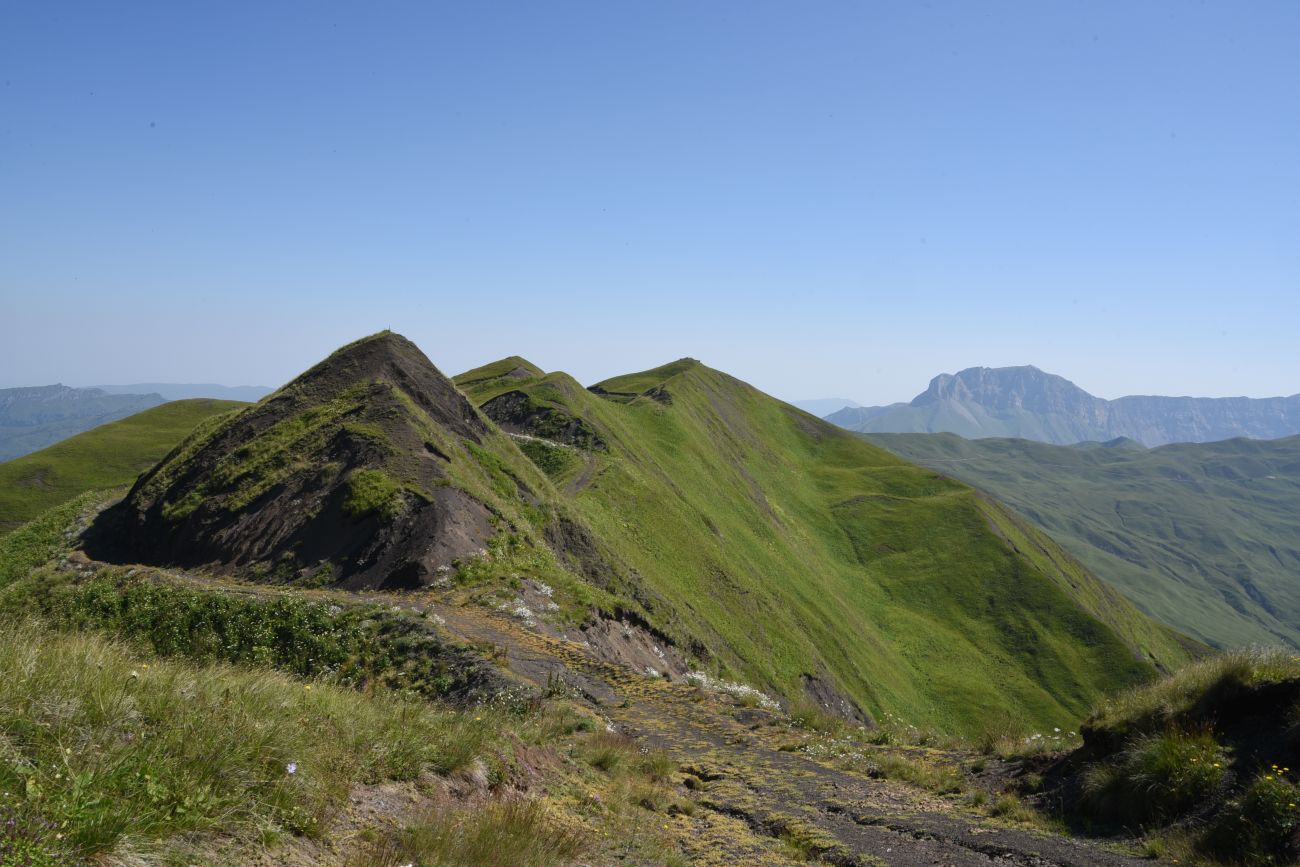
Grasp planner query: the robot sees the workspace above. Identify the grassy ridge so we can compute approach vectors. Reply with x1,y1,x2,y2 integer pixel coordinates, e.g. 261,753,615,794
457,358,1195,736
862,432,1300,648
0,399,244,534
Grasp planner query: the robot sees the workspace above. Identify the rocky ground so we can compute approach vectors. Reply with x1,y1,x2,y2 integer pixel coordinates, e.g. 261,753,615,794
434,602,1150,867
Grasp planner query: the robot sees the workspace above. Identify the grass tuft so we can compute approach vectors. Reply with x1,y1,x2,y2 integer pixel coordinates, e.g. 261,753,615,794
582,732,639,773
358,798,586,867
343,468,404,520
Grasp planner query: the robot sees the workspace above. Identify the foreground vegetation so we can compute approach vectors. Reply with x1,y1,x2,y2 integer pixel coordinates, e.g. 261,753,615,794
0,502,688,865
2,495,1297,863
0,621,504,863
1071,648,1300,864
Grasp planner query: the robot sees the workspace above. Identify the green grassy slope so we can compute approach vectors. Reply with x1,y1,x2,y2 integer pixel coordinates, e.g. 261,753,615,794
863,432,1300,649
0,399,245,534
457,358,1197,736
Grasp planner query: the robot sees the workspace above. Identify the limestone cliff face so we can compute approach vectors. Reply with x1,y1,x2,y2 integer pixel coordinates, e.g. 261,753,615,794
828,366,1300,446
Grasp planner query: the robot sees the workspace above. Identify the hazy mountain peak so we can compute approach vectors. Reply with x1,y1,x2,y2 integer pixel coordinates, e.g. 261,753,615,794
831,366,1300,446
913,366,1096,413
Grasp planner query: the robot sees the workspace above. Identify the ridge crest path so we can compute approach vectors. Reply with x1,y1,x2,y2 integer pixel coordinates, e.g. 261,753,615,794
435,603,1148,867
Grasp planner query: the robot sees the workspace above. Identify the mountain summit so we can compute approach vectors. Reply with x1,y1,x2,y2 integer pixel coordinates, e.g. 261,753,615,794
829,366,1300,446
87,331,542,589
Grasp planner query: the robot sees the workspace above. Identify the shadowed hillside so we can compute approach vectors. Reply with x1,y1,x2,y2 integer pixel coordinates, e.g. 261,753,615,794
87,332,562,592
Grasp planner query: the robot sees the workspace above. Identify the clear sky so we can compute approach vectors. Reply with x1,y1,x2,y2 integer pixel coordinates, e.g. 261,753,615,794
2,2,1297,405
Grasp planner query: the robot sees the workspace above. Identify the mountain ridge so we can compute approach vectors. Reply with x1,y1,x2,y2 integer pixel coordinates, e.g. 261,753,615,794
89,382,273,402
77,333,1199,736
453,349,1198,734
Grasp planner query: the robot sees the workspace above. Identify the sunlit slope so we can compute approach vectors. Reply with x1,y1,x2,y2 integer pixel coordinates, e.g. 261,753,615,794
863,432,1300,649
457,359,1197,735
0,399,245,534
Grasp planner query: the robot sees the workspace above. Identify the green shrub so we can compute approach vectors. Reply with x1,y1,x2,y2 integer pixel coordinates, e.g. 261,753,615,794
581,732,639,773
1082,729,1227,825
636,749,677,783
1,568,484,700
788,699,847,734
518,439,574,479
1201,773,1300,864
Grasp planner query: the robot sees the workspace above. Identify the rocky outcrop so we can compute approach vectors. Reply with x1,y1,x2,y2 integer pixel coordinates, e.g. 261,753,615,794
84,332,501,589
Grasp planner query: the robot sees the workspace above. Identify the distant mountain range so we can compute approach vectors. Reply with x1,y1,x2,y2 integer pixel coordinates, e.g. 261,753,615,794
0,385,165,462
0,383,270,463
827,366,1300,446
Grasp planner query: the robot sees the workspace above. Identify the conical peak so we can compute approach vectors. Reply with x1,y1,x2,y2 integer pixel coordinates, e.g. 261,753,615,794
278,331,487,442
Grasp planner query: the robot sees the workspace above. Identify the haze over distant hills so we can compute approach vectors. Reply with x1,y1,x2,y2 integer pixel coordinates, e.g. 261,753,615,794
0,385,165,462
0,399,244,533
827,366,1300,446
0,383,269,463
90,383,272,402
790,397,863,416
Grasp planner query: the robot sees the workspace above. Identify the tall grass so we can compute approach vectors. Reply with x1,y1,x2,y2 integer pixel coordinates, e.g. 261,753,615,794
1087,647,1300,735
0,620,502,860
1081,729,1226,825
356,799,586,867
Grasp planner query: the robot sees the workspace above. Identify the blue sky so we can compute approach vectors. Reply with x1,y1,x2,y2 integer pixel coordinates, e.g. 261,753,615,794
2,2,1296,404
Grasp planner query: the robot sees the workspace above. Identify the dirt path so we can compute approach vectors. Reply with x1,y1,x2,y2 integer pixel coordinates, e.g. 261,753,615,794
434,604,1148,867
